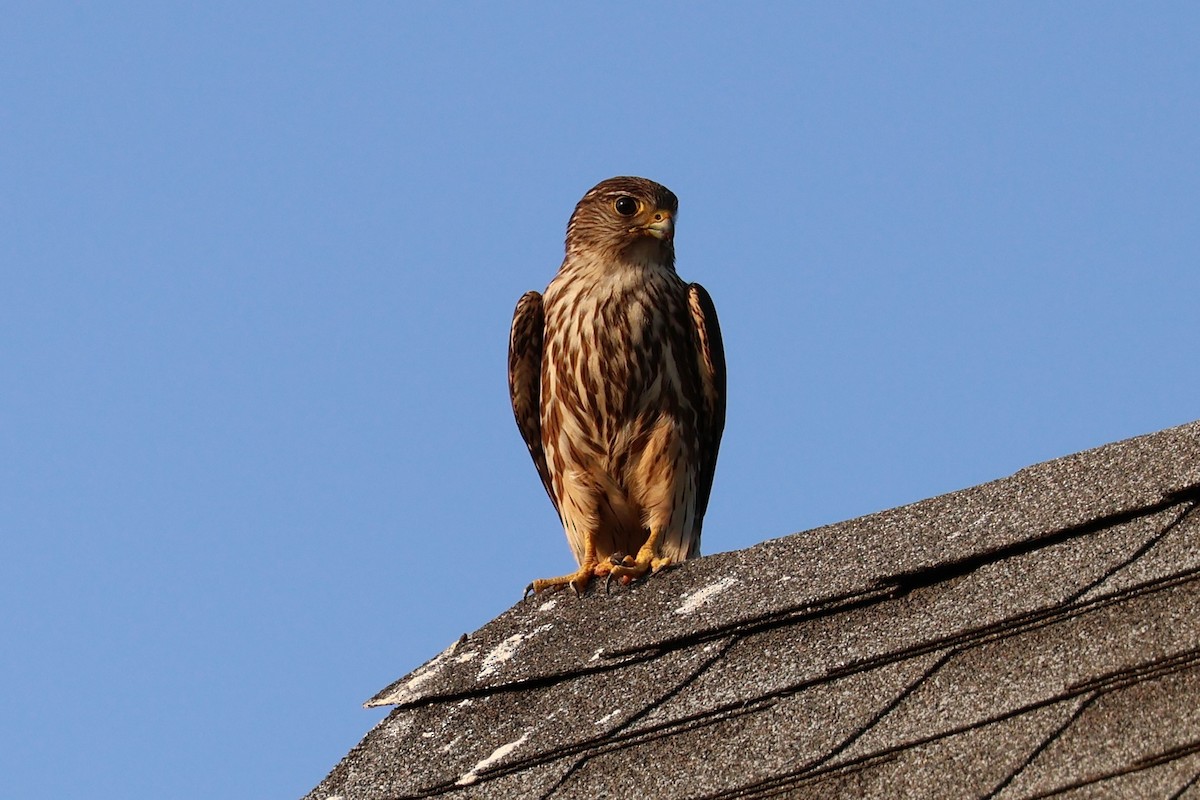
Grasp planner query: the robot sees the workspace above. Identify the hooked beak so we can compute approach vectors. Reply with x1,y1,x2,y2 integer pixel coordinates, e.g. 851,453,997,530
643,210,674,242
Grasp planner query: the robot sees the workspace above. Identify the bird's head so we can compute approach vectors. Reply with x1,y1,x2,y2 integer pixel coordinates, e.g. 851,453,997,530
564,176,679,267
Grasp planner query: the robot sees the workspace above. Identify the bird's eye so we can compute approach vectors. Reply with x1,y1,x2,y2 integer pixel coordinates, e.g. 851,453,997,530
614,196,639,217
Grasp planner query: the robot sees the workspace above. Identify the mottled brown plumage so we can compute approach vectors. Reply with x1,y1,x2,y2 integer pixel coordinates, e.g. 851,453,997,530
508,177,726,595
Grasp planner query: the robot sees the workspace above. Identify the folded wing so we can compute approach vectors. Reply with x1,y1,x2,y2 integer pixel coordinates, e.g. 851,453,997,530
507,291,559,516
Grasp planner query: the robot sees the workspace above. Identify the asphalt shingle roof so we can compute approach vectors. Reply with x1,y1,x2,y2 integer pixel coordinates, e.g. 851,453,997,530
306,420,1200,799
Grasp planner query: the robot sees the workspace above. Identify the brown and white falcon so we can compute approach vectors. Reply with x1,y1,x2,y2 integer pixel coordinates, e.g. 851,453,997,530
508,176,726,595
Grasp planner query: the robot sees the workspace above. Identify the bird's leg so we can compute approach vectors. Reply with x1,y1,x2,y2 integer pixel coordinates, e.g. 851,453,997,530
525,536,604,597
605,527,672,588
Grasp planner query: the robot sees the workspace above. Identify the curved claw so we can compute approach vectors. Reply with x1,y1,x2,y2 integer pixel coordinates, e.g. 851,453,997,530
602,553,630,594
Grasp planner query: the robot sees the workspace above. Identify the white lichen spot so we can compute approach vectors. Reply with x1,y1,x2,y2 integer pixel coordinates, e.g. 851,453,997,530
367,638,463,707
538,598,558,612
595,709,622,726
674,577,739,615
383,715,414,738
454,650,479,664
455,732,531,786
477,624,552,680
589,648,605,662
421,731,435,739
456,698,474,708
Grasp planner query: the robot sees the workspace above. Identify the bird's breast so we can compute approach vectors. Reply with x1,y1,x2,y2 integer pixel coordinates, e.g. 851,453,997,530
541,265,694,456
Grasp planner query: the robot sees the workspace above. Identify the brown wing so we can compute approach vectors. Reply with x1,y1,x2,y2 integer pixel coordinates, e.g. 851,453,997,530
508,291,559,515
687,283,727,526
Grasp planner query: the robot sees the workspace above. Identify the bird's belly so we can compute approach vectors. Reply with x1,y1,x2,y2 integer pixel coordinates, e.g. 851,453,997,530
544,325,685,465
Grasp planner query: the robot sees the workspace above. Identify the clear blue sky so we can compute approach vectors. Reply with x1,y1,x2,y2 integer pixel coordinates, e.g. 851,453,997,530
3,4,1197,797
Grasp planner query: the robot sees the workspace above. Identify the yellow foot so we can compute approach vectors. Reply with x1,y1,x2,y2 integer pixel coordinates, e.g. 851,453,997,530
524,561,602,598
605,544,672,591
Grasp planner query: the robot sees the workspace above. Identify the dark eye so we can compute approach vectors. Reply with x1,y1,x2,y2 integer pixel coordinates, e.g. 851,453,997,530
614,196,639,217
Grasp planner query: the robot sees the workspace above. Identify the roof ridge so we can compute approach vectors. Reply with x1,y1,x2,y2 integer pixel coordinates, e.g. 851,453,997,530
307,419,1200,800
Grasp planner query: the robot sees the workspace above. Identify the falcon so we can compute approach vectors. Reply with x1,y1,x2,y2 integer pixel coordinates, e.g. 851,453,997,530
508,176,726,595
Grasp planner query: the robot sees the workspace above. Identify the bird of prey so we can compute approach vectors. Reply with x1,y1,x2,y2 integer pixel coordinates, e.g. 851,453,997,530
508,176,726,595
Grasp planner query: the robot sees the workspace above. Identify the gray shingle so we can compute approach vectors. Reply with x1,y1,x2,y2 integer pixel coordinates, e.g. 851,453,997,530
306,420,1200,799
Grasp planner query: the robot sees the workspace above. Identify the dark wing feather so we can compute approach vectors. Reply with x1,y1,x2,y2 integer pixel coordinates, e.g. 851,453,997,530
687,283,727,526
508,291,559,515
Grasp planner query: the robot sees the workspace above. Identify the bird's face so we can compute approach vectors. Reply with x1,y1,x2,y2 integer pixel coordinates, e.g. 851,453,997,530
565,177,679,266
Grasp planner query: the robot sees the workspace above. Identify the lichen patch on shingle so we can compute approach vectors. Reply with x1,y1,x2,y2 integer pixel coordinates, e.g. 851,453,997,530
454,731,530,786
674,576,738,615
477,624,552,680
